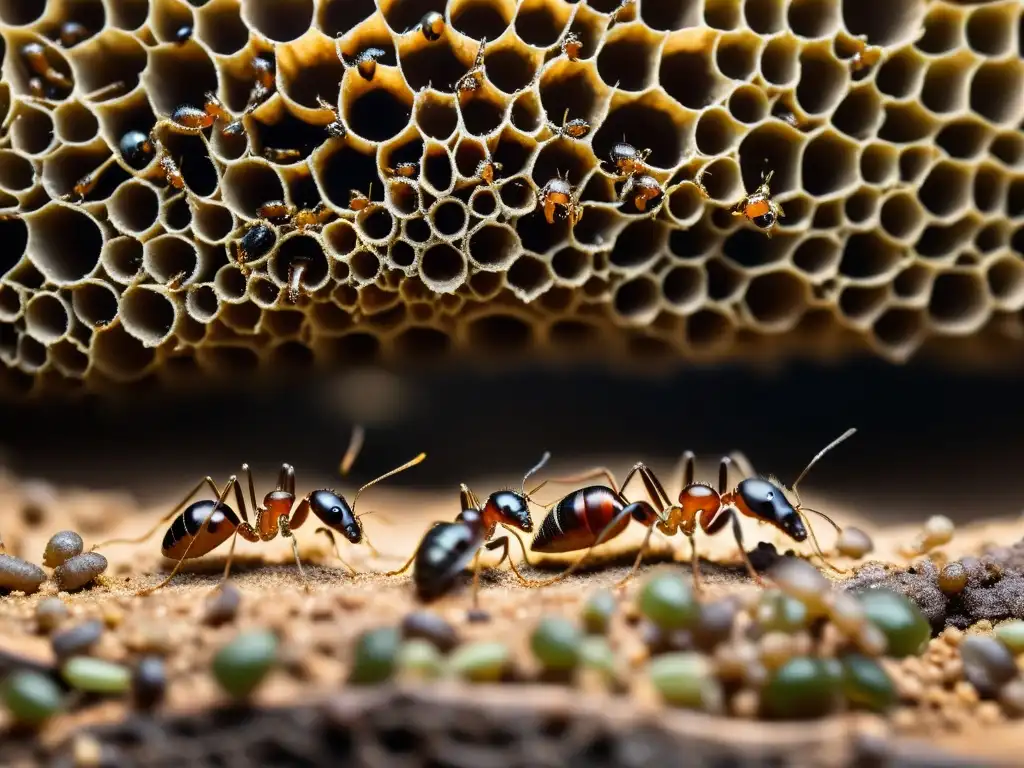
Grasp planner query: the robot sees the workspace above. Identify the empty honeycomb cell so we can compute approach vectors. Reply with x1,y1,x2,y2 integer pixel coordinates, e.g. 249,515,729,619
844,187,879,226
990,132,1024,168
161,194,192,232
661,39,730,110
404,217,432,245
218,299,262,333
91,320,156,380
248,275,281,308
801,132,859,196
108,180,160,236
915,5,964,55
728,85,769,124
705,256,746,301
1011,179,1024,218
838,284,889,327
928,270,990,333
792,236,841,279
459,89,508,137
196,0,251,55
880,192,926,241
184,283,219,322
454,137,486,179
917,217,976,259
935,118,993,161
449,0,514,39
347,249,381,284
100,236,143,284
514,0,570,47
638,0,698,30
695,108,741,156
0,150,35,192
25,203,103,284
662,264,706,312
874,49,926,100
42,144,123,202
550,246,591,286
429,199,468,240
539,64,603,133
921,56,974,116
151,0,196,45
965,2,1017,57
743,270,808,331
144,235,199,286
839,232,901,282
191,199,236,243
0,283,22,322
24,292,71,345
796,44,848,115
50,339,89,378
498,176,534,213
240,0,313,43
277,36,347,111
872,306,925,359
743,0,784,34
919,160,971,217
667,184,704,225
220,160,285,219
483,45,537,95
415,94,458,140
893,263,932,302
518,208,569,254
898,146,935,185
214,263,250,303
693,158,741,202
315,143,381,209
10,104,57,156
17,333,47,373
737,124,800,194
318,0,375,37
510,90,543,132
596,25,664,92
106,0,149,30
970,61,1024,126
356,207,396,245
196,343,262,376
975,222,1008,254
843,0,926,47
467,222,520,270
612,275,660,325
387,179,421,216
722,227,789,269
974,164,1006,213
715,31,762,82
388,240,417,269
987,257,1024,311
685,307,734,351
759,35,800,88
323,220,357,258
830,87,882,140
0,0,44,25
398,39,470,95
70,280,119,332
53,100,100,144
470,186,498,217
608,218,666,273
507,254,553,301
787,0,841,38
422,145,454,195
142,38,219,118
879,102,938,144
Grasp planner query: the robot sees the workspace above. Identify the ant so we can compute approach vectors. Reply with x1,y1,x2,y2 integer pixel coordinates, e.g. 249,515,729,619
147,135,187,192
619,174,663,213
316,97,346,139
548,109,590,140
231,221,276,271
60,155,122,202
538,174,583,226
91,428,427,595
455,39,487,96
384,453,550,606
561,32,583,61
476,158,502,185
57,22,90,48
163,92,233,136
848,35,882,74
20,42,73,98
733,170,784,238
516,430,855,592
348,185,374,212
608,141,651,177
416,11,445,42
341,48,386,81
119,130,155,169
259,201,333,233
263,147,302,163
174,25,194,44
386,162,419,180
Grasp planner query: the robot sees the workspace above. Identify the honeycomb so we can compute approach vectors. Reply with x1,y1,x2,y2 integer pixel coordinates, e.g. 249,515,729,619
0,0,1022,391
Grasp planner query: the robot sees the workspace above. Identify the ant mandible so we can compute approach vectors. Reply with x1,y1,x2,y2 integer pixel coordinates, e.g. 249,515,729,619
384,453,551,607
513,429,856,592
91,427,427,595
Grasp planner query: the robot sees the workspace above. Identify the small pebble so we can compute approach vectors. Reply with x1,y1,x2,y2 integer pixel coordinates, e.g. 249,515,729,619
42,530,84,568
693,597,737,652
0,554,47,594
212,630,279,699
637,573,698,630
400,611,459,653
395,639,443,681
132,656,167,710
761,656,843,720
997,678,1024,717
466,608,490,623
530,616,582,672
202,582,241,626
448,641,510,683
53,552,108,591
0,670,62,726
759,631,797,671
755,590,808,634
854,621,889,657
72,734,102,767
921,515,954,550
841,654,897,713
647,652,721,711
51,620,104,660
856,589,930,658
349,627,400,685
579,636,617,680
581,589,617,635
827,591,867,635
937,562,968,595
960,636,1018,698
767,558,830,615
61,657,131,694
35,597,69,633
994,620,1024,655
835,527,874,559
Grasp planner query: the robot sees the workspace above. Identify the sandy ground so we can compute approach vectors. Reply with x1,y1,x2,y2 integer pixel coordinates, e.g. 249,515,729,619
2,479,1023,762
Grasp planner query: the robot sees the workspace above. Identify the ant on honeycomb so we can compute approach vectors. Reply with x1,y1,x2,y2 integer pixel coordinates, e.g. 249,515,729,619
455,39,487,96
174,25,193,44
417,11,445,42
386,162,419,180
60,155,119,203
619,174,663,213
733,170,784,237
316,96,346,139
560,32,583,61
476,158,502,185
608,141,651,176
263,147,302,163
348,185,375,211
848,35,882,74
119,130,155,169
539,174,583,226
231,221,276,273
57,22,89,48
548,109,590,140
147,134,187,192
239,54,276,115
341,48,386,81
164,91,234,136
20,42,73,98
257,200,333,233
285,257,314,303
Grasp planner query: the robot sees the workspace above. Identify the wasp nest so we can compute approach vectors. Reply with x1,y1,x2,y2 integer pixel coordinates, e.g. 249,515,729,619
0,0,1022,391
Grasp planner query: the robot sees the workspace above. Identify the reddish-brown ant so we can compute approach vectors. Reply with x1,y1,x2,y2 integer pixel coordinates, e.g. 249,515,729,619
316,96,346,139
538,174,583,226
514,430,855,592
609,141,651,176
147,135,186,192
384,453,550,607
162,92,233,135
58,22,90,48
417,11,445,42
548,109,590,140
348,185,374,211
561,32,582,61
734,170,784,238
60,155,120,203
386,162,419,179
91,428,426,595
620,174,663,213
263,147,302,163
476,158,502,185
849,35,882,74
21,42,72,98
257,201,332,233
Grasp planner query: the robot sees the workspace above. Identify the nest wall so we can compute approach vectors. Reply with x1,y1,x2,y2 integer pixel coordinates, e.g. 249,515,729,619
0,0,1022,393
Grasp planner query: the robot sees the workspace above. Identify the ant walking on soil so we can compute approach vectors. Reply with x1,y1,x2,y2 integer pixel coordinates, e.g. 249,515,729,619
512,429,855,592
91,427,426,595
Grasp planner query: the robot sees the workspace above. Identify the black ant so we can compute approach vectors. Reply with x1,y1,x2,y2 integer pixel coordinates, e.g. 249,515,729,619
20,42,72,98
538,174,583,226
515,430,855,592
91,428,426,595
174,25,194,44
119,130,155,169
385,453,550,606
231,220,276,271
57,22,90,48
316,97,346,139
417,11,445,42
548,109,590,140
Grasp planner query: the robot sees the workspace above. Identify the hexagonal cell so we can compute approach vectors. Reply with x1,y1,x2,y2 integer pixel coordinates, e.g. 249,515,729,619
871,306,926,361
927,270,991,334
843,0,926,47
24,292,71,345
241,0,313,43
742,270,808,332
970,61,1024,126
879,192,925,242
801,131,860,197
919,161,972,218
612,276,661,326
26,203,104,285
597,25,664,92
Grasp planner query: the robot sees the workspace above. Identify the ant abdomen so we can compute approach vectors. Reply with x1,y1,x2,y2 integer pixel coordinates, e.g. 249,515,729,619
413,521,482,599
531,485,630,554
161,500,239,559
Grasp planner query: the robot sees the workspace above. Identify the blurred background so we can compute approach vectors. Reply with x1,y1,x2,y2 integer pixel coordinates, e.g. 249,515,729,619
1,357,1023,527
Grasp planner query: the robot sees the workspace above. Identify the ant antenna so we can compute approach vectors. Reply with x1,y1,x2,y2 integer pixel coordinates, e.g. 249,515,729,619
351,452,427,513
339,424,365,476
796,507,847,574
521,451,551,496
791,427,856,501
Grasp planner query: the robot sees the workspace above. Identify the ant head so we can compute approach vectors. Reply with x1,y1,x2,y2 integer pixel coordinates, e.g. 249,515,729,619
483,490,532,532
308,489,361,543
736,478,807,542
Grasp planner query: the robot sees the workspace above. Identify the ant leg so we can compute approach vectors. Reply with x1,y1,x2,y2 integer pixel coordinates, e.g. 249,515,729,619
315,527,357,575
339,425,365,477
527,465,621,502
728,451,756,481
727,507,765,587
688,535,704,593
470,548,483,610
614,525,654,590
138,476,238,596
91,476,221,551
673,451,695,492
484,536,509,569
287,532,310,592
